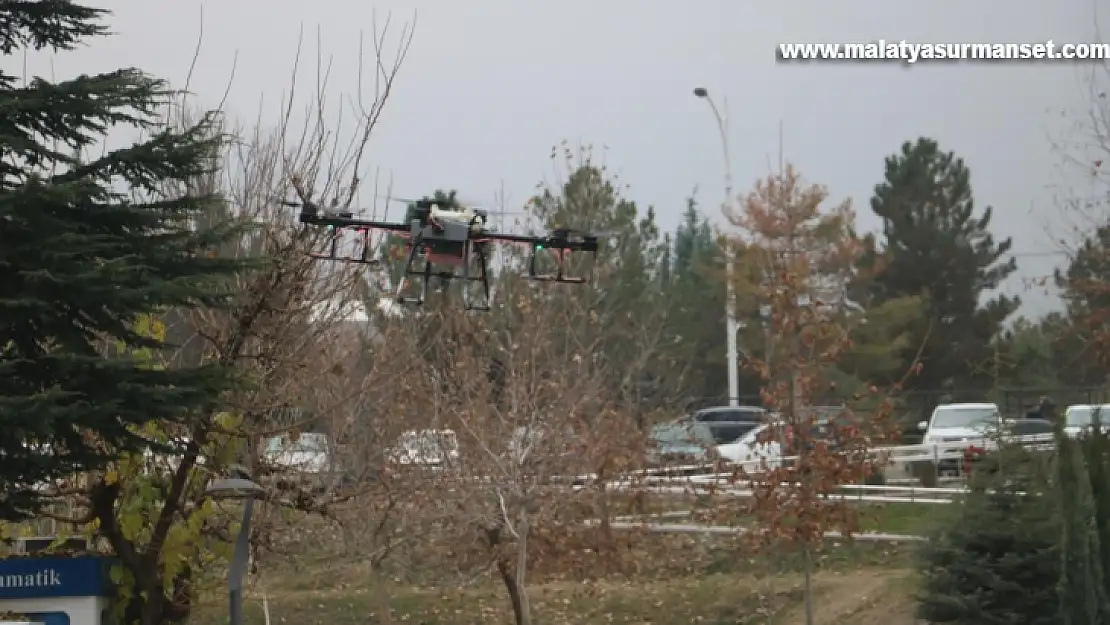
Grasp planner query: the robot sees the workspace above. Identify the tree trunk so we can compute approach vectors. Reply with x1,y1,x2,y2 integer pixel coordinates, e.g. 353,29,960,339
803,544,815,625
486,523,531,625
597,468,611,541
140,592,165,625
513,513,532,625
496,557,527,625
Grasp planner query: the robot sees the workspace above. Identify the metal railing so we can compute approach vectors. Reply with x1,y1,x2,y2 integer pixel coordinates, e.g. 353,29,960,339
561,434,1057,485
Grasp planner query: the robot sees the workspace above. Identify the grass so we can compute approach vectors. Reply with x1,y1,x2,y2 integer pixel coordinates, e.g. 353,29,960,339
858,501,949,535
185,490,935,625
192,574,806,625
188,531,919,625
678,493,948,537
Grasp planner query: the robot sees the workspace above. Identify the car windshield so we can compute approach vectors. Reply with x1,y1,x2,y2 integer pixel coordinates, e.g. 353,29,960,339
707,422,759,444
694,407,765,423
931,407,997,429
1066,406,1110,427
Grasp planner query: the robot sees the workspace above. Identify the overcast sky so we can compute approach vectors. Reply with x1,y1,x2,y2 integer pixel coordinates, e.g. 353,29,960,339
12,0,1110,315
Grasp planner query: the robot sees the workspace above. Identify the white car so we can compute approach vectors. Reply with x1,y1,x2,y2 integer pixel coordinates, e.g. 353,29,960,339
264,432,333,473
263,433,343,491
390,429,460,467
915,403,1005,475
918,403,1001,447
1064,404,1110,438
716,422,786,470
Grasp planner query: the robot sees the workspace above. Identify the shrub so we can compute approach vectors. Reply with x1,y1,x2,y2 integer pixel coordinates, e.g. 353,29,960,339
916,446,1061,625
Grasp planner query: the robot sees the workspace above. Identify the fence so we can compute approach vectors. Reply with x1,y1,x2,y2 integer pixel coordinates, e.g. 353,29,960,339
682,387,1110,426
561,435,1058,496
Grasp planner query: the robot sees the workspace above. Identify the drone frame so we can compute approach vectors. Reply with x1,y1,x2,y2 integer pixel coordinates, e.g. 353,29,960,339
296,201,600,312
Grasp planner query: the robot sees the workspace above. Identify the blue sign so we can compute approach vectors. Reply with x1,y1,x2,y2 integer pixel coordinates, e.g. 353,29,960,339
0,556,114,599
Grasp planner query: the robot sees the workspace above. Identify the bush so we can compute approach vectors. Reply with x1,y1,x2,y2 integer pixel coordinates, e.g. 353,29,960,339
916,446,1061,625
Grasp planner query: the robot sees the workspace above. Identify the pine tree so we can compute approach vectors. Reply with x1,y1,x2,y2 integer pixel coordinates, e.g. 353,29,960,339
1084,409,1110,607
662,197,729,403
0,1,242,519
917,447,1060,625
1052,226,1110,385
864,138,1018,392
525,153,671,405
1055,425,1108,624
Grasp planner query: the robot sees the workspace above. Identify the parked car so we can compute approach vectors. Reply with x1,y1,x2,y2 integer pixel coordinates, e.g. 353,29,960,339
916,403,1058,477
390,429,460,467
263,432,344,492
915,403,1001,475
682,406,767,444
716,421,788,470
646,422,717,466
1064,404,1110,438
918,403,1001,443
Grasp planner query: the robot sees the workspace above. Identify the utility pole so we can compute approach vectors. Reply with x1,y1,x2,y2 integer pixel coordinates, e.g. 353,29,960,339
693,86,740,407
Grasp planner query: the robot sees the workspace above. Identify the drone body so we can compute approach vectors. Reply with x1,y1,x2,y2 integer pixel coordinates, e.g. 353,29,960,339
293,195,604,311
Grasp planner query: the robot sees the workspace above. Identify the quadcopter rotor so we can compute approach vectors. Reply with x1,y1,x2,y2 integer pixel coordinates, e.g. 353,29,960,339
377,194,522,216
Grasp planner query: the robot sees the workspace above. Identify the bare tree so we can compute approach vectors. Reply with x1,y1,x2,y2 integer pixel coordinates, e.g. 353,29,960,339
37,17,418,625
368,285,658,625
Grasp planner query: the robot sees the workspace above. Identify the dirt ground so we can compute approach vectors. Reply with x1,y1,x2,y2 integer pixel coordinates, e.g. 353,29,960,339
778,569,919,625
192,509,925,625
190,566,920,625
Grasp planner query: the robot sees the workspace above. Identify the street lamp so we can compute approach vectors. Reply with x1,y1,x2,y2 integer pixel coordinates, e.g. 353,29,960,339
206,471,265,625
693,86,741,407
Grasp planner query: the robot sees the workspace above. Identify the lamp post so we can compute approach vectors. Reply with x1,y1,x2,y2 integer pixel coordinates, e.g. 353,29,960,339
206,472,265,625
693,86,740,407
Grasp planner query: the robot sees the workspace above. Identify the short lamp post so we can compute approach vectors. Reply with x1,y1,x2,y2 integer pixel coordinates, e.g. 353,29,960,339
206,474,265,625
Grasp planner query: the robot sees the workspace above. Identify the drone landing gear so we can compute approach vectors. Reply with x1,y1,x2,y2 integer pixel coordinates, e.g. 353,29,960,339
308,228,378,265
527,247,586,284
461,242,492,312
393,237,492,311
394,240,431,307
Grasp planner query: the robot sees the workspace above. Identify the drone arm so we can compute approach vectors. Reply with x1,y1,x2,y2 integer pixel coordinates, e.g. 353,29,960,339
299,212,409,233
481,232,545,245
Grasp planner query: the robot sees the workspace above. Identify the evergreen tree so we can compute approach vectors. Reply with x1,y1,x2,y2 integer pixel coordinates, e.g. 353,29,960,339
863,138,1018,392
661,197,730,404
1055,426,1108,624
993,317,1065,390
524,151,672,407
1084,410,1110,606
917,447,1060,625
0,1,242,519
1052,226,1110,385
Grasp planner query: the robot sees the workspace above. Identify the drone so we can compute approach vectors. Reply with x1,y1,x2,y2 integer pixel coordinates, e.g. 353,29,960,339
289,195,607,311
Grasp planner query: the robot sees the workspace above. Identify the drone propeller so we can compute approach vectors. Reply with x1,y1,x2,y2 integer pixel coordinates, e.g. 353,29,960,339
271,197,357,220
381,195,422,205
376,194,519,215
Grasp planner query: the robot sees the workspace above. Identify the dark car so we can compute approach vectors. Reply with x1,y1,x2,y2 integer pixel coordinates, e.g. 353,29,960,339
686,406,767,444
